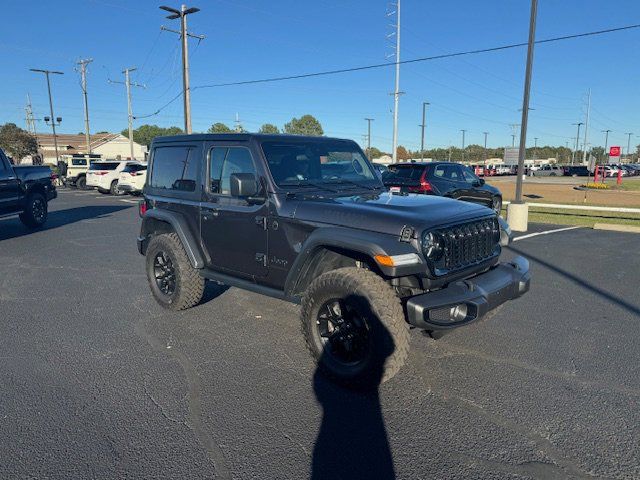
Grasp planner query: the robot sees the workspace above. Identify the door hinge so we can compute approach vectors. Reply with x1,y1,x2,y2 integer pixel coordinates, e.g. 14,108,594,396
255,216,267,230
255,253,267,267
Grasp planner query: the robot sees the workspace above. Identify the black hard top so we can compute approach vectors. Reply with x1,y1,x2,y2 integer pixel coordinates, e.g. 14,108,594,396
152,133,358,144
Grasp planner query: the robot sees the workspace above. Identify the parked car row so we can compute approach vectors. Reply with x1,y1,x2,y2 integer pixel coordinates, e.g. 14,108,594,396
84,160,147,195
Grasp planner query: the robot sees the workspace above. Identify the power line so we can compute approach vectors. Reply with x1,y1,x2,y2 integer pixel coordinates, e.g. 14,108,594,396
136,22,640,119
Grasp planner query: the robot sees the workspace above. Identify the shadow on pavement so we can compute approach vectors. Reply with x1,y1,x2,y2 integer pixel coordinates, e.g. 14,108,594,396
0,205,131,242
509,245,640,317
311,294,396,480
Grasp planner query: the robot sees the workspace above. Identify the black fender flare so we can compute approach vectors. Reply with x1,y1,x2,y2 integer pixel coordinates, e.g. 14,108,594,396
284,226,424,296
141,209,205,268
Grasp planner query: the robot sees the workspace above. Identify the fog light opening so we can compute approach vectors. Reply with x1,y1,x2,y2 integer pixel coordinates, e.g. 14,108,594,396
449,304,468,322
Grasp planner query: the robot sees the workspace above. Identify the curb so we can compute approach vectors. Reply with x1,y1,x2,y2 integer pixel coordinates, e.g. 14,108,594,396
593,223,640,234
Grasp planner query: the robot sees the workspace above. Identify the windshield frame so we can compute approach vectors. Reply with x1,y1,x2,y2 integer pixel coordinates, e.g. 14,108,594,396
259,137,383,193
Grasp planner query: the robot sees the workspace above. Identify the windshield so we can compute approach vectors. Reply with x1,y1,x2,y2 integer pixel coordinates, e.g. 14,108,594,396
261,140,379,188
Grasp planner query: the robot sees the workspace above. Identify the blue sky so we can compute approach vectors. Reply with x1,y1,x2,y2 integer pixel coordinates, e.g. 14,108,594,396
2,0,639,153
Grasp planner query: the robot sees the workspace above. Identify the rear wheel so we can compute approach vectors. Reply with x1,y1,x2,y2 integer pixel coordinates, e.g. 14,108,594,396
19,192,48,228
110,180,119,195
301,267,409,389
145,233,205,311
76,176,87,190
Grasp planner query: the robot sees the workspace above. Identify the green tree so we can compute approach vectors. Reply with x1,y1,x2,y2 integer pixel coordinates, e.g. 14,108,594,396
208,122,232,133
121,124,183,147
0,123,38,164
365,146,383,159
283,114,323,136
259,123,280,134
396,145,410,161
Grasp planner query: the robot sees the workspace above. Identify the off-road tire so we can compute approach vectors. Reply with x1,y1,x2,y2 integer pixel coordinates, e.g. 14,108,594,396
19,192,47,228
76,176,87,190
146,233,205,311
110,180,119,195
301,267,410,389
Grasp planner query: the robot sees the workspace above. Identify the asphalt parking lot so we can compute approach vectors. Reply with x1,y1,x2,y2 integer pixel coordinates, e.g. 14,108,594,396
1,189,639,479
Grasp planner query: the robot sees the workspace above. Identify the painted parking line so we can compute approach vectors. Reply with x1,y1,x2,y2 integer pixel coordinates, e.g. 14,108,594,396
119,199,140,204
513,226,583,242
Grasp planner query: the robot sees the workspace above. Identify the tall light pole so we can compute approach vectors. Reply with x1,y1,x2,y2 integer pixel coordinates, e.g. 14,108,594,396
30,69,63,164
160,4,205,134
602,129,611,163
582,88,591,164
483,131,489,163
624,132,633,161
419,101,429,160
77,58,93,154
364,118,374,158
572,122,583,165
533,137,538,160
460,129,467,163
513,0,538,207
390,0,401,163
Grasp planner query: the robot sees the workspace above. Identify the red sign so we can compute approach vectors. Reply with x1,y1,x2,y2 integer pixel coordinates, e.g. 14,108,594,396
610,146,621,157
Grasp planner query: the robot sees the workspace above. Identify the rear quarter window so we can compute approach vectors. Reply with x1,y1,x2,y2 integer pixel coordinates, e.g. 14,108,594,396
150,146,199,192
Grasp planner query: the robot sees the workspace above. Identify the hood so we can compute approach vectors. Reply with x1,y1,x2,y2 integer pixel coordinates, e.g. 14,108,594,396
292,191,495,236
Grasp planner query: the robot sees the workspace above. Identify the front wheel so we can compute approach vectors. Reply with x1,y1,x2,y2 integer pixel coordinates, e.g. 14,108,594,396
76,176,87,190
301,267,409,389
110,180,120,195
19,192,48,228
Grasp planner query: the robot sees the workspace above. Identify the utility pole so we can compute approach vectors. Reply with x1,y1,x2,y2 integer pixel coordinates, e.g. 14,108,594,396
30,69,64,164
571,123,583,165
77,58,93,154
109,67,145,160
460,129,467,163
582,88,591,164
365,118,374,158
602,129,611,164
419,102,429,160
25,94,37,134
388,0,401,163
625,132,633,161
513,0,538,207
160,5,205,134
533,137,538,160
509,123,520,147
483,132,489,163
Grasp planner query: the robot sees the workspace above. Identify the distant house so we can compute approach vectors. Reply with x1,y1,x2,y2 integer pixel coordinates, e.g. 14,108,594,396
30,133,147,164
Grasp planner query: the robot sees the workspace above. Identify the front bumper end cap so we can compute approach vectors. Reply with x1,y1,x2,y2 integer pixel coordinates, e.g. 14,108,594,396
406,256,531,330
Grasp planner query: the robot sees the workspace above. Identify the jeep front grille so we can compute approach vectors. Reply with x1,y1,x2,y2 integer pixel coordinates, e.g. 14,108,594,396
436,218,500,275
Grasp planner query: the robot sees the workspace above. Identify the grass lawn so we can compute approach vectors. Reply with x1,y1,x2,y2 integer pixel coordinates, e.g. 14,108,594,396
502,207,640,228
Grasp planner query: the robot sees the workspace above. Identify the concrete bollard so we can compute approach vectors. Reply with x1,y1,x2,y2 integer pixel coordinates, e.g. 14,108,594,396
507,202,529,232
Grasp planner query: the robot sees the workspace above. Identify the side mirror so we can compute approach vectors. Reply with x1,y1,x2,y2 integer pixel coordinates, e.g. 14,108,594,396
230,172,258,197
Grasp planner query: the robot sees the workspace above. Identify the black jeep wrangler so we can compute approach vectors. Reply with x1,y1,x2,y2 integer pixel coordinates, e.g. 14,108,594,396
137,134,530,387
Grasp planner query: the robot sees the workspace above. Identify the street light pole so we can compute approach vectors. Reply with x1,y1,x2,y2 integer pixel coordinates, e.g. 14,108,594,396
514,0,538,208
419,101,429,160
602,129,611,164
483,131,489,163
460,129,467,163
625,132,633,161
30,69,64,164
160,4,204,134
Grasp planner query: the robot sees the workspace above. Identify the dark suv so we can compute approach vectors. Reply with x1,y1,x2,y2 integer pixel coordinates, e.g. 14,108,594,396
137,134,530,388
383,161,503,214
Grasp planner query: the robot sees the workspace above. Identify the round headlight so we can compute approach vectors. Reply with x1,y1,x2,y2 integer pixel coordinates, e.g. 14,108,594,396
422,231,444,260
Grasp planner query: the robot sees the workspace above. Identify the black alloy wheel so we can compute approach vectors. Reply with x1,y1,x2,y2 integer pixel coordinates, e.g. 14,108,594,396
316,298,372,366
153,251,176,296
31,197,46,224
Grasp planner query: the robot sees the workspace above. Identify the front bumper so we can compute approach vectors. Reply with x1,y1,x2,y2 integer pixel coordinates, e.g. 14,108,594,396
406,256,531,330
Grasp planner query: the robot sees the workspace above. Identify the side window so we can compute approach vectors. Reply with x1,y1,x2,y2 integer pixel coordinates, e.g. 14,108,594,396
150,146,198,192
462,166,478,183
219,148,256,195
433,165,446,178
209,147,227,193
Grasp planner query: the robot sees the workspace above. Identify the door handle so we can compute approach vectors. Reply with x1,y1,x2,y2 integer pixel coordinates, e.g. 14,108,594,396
201,207,219,220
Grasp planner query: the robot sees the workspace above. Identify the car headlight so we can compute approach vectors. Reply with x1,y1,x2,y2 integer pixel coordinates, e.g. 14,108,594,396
422,231,444,261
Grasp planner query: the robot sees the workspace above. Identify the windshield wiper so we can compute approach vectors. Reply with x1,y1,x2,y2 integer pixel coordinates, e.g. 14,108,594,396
325,179,380,191
279,180,339,193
